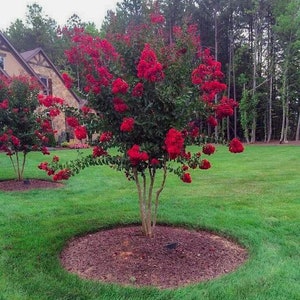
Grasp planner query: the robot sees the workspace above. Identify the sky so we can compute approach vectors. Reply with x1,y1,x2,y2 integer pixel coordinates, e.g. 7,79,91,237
0,0,120,31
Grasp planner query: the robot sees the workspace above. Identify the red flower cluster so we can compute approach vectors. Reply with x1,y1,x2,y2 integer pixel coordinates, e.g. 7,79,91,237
65,31,120,95
38,161,54,176
74,126,87,140
150,13,165,24
229,138,244,153
62,72,73,89
99,131,113,143
38,95,64,107
120,117,134,132
200,159,211,170
127,144,149,166
132,82,144,97
81,106,92,115
53,169,71,181
150,158,160,166
192,49,228,103
215,96,238,119
202,144,216,155
41,146,50,155
0,99,9,109
0,131,20,151
39,119,53,133
49,108,61,117
84,68,113,94
164,128,184,159
112,78,129,94
38,162,53,174
66,117,80,128
113,97,128,113
207,115,218,127
137,44,165,82
93,146,107,157
181,172,192,183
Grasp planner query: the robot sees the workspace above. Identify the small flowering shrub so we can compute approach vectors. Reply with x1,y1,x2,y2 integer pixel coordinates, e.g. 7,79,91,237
0,75,62,180
40,12,244,236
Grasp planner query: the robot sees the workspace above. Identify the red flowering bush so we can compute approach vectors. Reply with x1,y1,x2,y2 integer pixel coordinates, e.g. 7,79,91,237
40,12,244,236
0,75,60,180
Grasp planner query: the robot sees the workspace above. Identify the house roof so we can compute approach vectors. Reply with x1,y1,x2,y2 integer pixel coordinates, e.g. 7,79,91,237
21,47,81,104
0,31,81,105
0,31,46,88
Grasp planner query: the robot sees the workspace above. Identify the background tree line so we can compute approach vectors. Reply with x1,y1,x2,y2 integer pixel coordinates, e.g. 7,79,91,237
3,0,300,143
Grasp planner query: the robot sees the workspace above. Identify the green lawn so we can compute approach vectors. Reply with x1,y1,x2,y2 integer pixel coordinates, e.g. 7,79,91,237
0,145,299,300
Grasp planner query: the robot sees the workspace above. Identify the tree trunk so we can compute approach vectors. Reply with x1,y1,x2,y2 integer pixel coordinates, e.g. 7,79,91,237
296,109,300,141
280,60,289,144
133,163,167,237
267,74,273,142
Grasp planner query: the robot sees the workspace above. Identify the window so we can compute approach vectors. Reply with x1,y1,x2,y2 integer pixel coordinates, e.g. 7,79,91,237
40,76,53,95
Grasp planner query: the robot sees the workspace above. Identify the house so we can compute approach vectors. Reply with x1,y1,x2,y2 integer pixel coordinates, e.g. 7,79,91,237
0,31,81,143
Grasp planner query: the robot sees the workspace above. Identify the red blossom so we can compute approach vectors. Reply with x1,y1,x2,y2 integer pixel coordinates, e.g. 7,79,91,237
38,95,64,107
215,97,238,119
92,146,107,157
38,95,52,107
112,78,129,94
150,13,165,24
0,99,9,109
127,144,149,166
164,128,184,160
182,165,189,171
52,155,59,162
38,162,49,170
81,106,92,115
53,169,71,181
40,120,53,133
49,108,61,117
181,172,192,183
150,158,160,166
137,44,165,82
229,138,244,153
113,97,128,113
99,131,113,142
41,146,50,155
66,117,80,128
74,125,87,140
62,72,73,89
207,115,218,127
11,135,20,147
0,133,8,143
132,82,144,97
120,117,135,132
181,151,191,160
200,159,211,170
202,144,216,155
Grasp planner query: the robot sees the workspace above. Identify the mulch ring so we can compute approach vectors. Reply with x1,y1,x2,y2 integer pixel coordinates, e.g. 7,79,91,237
60,225,248,289
0,179,63,191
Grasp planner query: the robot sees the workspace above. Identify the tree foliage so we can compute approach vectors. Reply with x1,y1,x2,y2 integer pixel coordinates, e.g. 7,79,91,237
0,75,61,180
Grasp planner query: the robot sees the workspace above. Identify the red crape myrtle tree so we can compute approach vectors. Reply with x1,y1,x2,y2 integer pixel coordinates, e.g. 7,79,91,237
41,15,244,237
0,75,63,180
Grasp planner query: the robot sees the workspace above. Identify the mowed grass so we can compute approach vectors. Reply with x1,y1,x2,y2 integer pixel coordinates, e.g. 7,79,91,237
0,145,299,300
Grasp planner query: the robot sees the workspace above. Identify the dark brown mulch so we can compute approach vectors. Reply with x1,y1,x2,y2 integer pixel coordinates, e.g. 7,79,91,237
60,225,248,289
0,179,63,191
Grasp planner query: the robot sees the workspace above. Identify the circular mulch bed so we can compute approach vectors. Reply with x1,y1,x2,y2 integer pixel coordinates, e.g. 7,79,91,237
0,179,63,191
60,225,248,289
